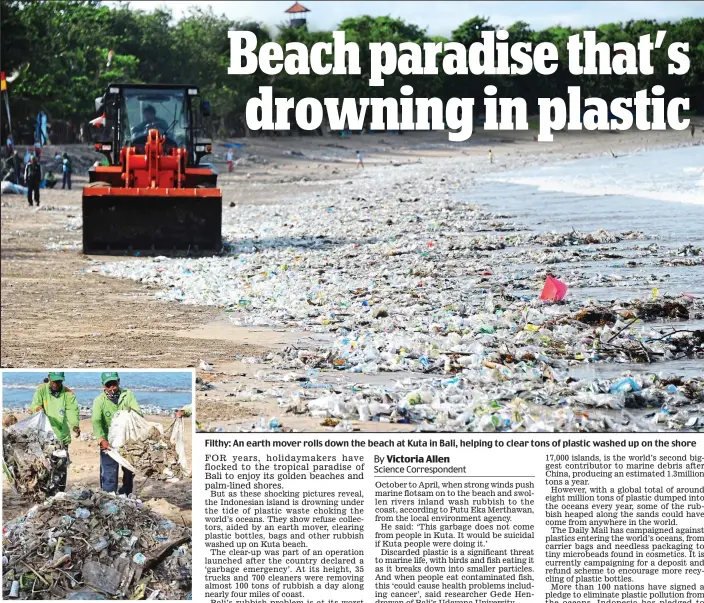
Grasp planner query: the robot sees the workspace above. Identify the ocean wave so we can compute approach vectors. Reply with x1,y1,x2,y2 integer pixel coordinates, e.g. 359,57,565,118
483,175,704,206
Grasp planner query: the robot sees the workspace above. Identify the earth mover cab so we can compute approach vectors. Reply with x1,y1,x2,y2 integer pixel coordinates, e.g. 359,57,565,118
84,83,222,253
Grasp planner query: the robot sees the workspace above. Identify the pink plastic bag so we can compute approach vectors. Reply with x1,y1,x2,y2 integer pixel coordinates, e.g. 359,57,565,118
540,276,568,302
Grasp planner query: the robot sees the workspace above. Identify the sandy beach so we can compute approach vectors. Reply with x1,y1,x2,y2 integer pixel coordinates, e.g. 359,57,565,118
2,416,193,525
1,128,701,433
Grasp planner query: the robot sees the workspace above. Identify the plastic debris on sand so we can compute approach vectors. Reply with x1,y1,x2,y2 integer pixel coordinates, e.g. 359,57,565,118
2,488,191,600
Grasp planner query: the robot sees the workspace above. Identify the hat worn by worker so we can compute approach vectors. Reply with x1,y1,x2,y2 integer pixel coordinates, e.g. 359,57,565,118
101,371,120,384
48,372,65,382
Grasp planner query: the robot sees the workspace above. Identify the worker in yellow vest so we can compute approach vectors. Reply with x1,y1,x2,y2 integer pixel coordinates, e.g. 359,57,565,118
29,371,80,491
92,372,140,495
175,404,192,418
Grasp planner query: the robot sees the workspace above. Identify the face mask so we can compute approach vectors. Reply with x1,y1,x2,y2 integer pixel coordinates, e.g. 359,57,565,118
106,389,120,403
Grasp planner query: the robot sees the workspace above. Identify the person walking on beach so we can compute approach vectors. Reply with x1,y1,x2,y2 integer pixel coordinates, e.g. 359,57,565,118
8,150,22,184
356,150,364,169
29,372,80,491
226,148,234,173
489,149,494,164
61,152,72,189
92,372,141,496
24,155,42,206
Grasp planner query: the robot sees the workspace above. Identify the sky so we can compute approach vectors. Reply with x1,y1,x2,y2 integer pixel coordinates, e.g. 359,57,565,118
109,1,704,34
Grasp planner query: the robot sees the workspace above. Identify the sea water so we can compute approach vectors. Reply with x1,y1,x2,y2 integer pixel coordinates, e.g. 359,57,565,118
468,144,704,379
1,371,192,411
473,144,704,297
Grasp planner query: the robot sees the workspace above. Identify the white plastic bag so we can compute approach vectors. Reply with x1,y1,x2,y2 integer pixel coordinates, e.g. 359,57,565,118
8,411,58,441
0,181,28,195
169,417,189,472
105,449,138,474
108,410,163,449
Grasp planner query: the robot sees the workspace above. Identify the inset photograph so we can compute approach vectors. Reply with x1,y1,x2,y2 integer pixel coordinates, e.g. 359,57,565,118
1,369,193,600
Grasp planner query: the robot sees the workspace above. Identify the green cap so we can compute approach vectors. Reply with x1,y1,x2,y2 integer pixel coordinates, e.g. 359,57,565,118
101,371,120,384
48,372,65,382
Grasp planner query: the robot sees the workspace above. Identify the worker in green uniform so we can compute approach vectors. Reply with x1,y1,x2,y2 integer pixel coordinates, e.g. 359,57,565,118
175,404,192,418
91,372,141,495
29,371,80,491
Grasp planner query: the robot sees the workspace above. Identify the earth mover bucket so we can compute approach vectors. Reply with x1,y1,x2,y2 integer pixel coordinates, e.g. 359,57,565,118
83,83,222,254
82,187,222,253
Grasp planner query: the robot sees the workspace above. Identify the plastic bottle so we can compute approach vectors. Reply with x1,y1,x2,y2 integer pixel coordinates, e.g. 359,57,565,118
358,405,371,422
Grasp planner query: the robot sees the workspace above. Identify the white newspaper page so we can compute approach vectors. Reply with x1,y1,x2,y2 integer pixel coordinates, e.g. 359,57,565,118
194,433,704,602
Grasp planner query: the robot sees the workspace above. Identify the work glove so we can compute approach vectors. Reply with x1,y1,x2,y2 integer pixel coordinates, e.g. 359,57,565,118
99,439,111,451
73,426,81,437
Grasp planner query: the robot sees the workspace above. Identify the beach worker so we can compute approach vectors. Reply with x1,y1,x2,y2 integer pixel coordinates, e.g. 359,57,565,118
691,124,696,138
8,150,22,184
489,149,494,164
356,150,364,169
226,148,234,173
92,371,141,496
61,152,72,190
29,372,80,491
24,155,42,207
45,169,57,188
175,404,192,418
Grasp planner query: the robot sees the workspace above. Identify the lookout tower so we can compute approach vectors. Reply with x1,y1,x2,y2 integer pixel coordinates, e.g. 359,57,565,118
285,2,310,28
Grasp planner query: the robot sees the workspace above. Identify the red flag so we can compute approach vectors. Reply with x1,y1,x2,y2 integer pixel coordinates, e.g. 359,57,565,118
90,113,106,127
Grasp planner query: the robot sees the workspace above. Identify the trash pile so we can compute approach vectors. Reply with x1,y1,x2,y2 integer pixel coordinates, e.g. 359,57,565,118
281,372,704,432
119,426,188,481
2,489,191,600
89,153,704,432
3,414,69,502
3,404,174,418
